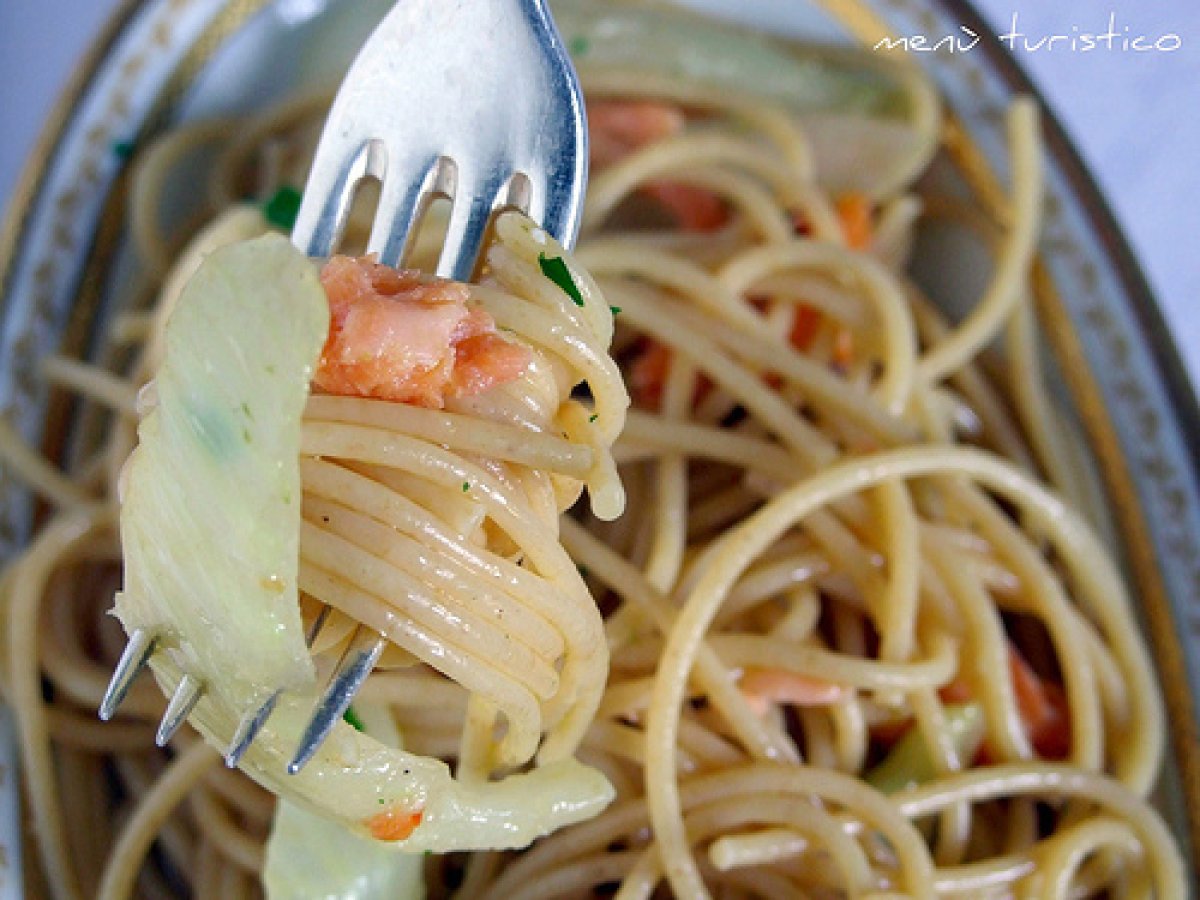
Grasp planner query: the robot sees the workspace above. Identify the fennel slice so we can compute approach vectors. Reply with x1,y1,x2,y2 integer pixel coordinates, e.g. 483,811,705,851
115,232,328,713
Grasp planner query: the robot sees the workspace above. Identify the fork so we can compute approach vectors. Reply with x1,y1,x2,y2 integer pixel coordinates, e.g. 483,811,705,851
101,0,587,773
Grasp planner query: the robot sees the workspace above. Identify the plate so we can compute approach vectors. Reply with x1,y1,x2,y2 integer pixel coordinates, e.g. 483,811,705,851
1,0,1197,893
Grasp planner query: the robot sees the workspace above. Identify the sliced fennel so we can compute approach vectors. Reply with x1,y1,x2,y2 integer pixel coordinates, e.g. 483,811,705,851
553,0,906,117
264,706,425,900
266,802,426,900
116,232,327,713
866,704,985,795
115,233,613,849
552,0,939,197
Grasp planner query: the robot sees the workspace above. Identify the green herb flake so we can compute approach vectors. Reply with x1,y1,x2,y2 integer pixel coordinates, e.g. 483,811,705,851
240,401,253,420
112,140,135,161
462,481,471,493
609,305,622,316
378,798,387,805
263,185,303,231
538,253,584,306
242,427,252,444
577,564,590,578
343,706,366,732
589,413,598,423
568,35,590,57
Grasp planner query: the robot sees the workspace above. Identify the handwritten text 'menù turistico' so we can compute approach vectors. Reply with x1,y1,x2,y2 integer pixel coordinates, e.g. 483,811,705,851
875,12,1182,55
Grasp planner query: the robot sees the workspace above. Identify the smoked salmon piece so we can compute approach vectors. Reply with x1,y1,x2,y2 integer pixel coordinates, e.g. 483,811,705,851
315,255,531,408
588,99,686,167
588,99,729,233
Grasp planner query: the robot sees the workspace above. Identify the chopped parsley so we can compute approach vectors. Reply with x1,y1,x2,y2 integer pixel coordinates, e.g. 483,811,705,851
568,35,590,57
264,185,303,231
609,305,622,316
112,140,135,161
462,481,471,493
343,706,366,732
538,253,584,306
589,413,598,423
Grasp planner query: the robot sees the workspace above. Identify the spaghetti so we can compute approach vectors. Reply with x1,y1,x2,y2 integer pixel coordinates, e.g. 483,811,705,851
0,5,1188,899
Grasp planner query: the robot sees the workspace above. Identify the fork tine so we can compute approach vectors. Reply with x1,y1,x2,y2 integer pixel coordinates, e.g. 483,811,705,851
225,689,282,767
156,673,204,747
499,172,533,217
224,606,333,768
288,626,386,774
367,156,443,267
436,173,502,281
99,627,157,721
292,139,386,258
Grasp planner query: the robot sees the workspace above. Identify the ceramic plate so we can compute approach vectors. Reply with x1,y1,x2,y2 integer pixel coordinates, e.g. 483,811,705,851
1,0,1197,893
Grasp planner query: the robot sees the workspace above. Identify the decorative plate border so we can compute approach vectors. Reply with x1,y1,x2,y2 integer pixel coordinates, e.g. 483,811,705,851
941,1,1200,869
0,1,271,893
827,0,1200,866
0,0,255,551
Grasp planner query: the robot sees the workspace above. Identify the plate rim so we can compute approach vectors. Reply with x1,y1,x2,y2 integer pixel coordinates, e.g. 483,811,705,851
935,0,1200,864
937,0,1200,511
0,0,148,308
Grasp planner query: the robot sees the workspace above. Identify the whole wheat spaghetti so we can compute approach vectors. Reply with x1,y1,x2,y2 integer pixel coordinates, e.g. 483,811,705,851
0,5,1186,897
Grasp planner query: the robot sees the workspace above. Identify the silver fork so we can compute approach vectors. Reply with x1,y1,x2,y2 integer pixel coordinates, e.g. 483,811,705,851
293,0,586,275
101,0,587,773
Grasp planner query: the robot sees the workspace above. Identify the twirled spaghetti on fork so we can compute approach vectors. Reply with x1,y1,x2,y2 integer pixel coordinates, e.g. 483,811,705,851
0,2,1187,897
